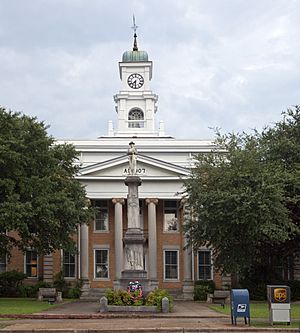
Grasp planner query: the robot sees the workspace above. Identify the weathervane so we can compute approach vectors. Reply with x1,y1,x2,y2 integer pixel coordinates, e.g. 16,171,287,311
131,15,139,51
131,15,138,34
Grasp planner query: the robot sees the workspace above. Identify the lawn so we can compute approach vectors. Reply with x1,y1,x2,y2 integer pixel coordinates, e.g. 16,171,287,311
0,298,63,315
209,302,300,328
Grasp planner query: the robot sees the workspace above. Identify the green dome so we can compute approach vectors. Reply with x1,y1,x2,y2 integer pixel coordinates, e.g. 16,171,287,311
122,50,149,62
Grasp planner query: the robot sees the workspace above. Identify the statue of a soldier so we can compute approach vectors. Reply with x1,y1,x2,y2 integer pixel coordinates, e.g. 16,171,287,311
127,141,137,175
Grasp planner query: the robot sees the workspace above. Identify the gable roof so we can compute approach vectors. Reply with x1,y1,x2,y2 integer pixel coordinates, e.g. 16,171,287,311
78,154,189,180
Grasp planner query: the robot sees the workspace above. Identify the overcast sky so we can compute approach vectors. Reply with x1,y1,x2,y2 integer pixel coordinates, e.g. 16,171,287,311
0,0,299,140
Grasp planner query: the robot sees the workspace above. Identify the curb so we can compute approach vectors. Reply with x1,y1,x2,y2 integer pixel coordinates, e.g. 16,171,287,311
0,313,228,319
2,328,300,333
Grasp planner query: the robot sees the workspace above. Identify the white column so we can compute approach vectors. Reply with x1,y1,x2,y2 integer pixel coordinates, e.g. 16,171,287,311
80,223,89,284
146,198,158,281
112,198,125,280
182,199,194,299
184,237,192,280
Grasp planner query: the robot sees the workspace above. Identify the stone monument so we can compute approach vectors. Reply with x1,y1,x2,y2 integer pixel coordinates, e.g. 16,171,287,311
119,142,149,291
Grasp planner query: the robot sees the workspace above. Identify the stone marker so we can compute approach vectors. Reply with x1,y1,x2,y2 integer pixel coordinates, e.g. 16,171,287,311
57,291,63,303
162,297,169,313
99,296,108,313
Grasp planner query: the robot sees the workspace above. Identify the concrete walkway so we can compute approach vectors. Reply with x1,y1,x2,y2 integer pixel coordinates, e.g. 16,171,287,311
0,301,298,332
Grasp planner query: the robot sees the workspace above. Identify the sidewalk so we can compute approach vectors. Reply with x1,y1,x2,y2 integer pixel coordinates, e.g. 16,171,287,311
1,301,298,332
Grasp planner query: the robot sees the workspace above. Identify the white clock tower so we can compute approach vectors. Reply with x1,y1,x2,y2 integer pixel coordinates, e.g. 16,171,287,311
112,24,160,137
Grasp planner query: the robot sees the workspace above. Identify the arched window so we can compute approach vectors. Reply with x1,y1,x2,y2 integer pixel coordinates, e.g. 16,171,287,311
128,109,144,128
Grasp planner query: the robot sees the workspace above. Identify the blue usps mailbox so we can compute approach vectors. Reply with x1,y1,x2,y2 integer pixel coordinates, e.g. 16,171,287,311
231,289,250,325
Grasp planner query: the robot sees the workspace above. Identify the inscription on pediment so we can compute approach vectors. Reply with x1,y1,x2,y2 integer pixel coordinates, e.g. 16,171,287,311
123,167,146,175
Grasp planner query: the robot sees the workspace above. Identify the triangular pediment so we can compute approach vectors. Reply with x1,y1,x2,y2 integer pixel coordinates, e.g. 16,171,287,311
79,154,189,178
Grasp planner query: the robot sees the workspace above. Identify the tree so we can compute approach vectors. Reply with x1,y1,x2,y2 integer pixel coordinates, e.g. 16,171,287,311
184,107,300,278
261,107,300,274
0,107,92,257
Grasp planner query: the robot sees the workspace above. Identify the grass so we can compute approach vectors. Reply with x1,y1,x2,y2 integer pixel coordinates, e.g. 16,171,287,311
209,302,300,319
251,320,300,329
0,298,64,315
209,302,300,328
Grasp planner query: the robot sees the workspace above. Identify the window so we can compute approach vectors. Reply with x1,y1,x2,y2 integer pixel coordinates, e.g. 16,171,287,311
198,250,212,280
25,250,38,278
94,200,109,231
0,255,6,273
128,109,144,128
163,200,178,231
164,250,179,280
94,249,109,279
63,251,76,278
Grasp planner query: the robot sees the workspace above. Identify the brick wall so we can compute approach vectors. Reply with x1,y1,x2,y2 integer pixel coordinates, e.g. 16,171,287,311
6,199,226,291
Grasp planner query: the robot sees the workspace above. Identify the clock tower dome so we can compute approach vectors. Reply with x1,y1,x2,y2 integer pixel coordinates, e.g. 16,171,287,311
112,21,160,137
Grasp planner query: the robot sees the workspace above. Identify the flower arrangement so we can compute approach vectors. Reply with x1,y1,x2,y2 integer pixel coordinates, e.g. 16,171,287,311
127,280,143,301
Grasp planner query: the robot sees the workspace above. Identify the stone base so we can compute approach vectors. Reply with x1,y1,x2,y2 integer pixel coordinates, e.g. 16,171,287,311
118,270,153,294
182,280,194,300
107,305,158,312
80,279,91,298
121,269,147,279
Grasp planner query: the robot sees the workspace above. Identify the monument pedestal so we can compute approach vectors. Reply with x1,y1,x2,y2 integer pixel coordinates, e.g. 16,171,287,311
119,270,151,294
118,174,152,293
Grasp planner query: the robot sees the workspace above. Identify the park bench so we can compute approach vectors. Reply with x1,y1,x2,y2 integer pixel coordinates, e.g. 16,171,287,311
37,288,62,303
207,290,230,308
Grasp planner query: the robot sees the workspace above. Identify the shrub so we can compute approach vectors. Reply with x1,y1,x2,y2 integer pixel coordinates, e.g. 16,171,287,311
17,281,51,297
286,280,300,301
53,271,69,297
105,289,135,306
145,288,173,311
240,276,268,300
0,270,26,296
67,279,83,299
248,282,266,301
105,288,173,310
194,280,215,301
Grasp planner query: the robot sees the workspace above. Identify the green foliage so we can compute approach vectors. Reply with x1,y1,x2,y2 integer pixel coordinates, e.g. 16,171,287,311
53,271,69,297
67,279,83,299
105,289,134,306
105,288,173,310
145,288,174,311
184,106,300,278
17,275,83,299
194,280,215,301
239,264,283,300
17,281,51,297
0,268,82,299
240,264,300,301
241,282,267,301
0,270,26,296
0,107,93,257
260,107,300,269
286,280,300,301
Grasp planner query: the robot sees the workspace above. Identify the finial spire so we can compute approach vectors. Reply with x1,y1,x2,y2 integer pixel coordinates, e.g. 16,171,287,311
131,15,138,51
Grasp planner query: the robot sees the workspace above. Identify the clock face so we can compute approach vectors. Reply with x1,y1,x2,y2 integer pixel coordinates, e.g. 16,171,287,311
127,73,144,89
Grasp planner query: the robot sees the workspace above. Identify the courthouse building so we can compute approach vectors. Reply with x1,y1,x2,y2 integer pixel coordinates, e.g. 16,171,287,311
4,33,233,299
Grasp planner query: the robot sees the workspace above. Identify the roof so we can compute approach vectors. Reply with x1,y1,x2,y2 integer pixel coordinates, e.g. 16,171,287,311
122,50,149,62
